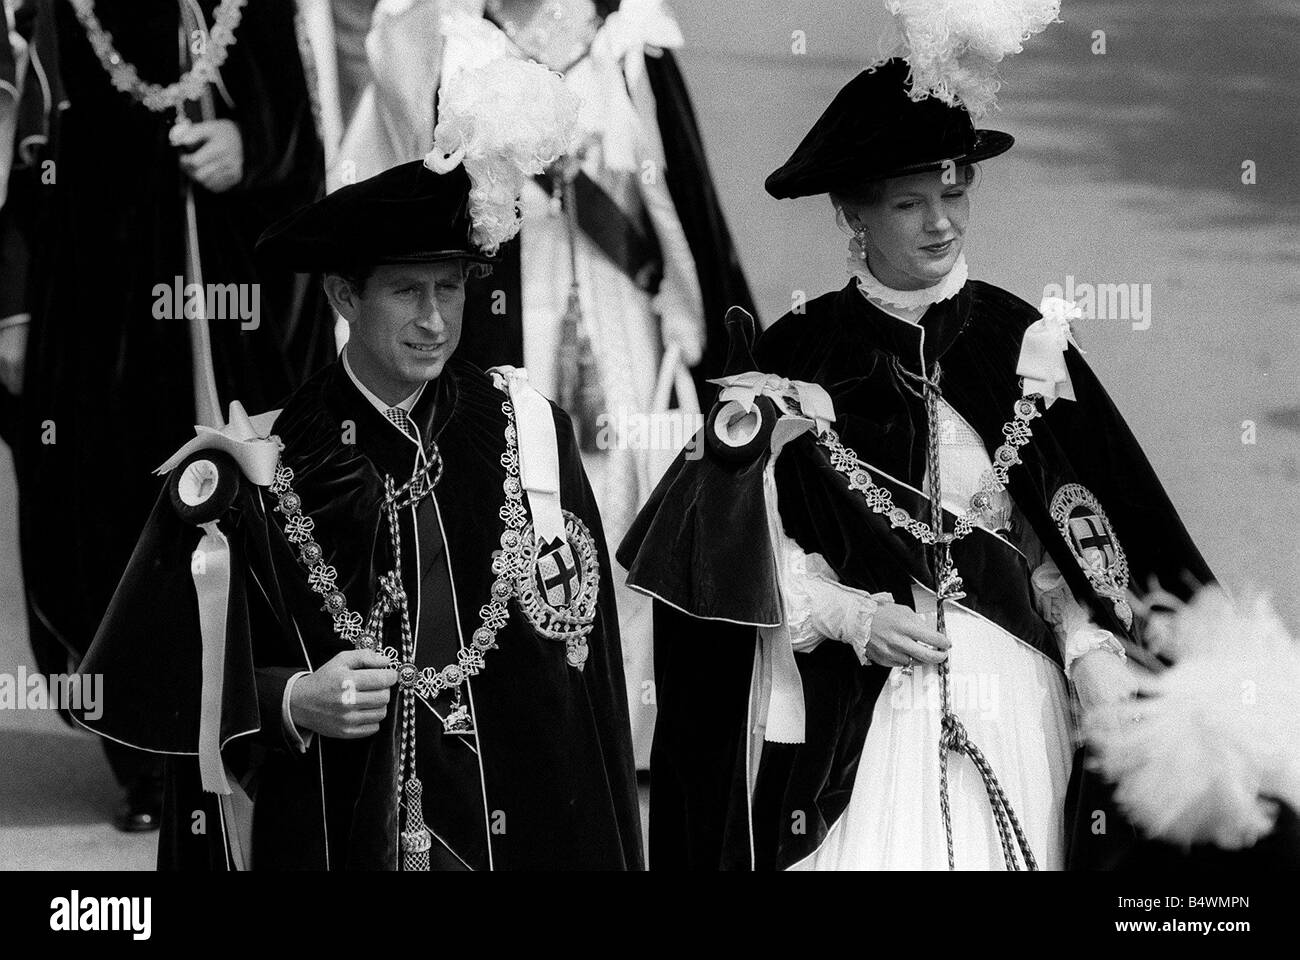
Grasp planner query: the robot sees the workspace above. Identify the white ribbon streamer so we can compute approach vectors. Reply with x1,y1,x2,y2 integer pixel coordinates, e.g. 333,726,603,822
493,366,566,546
194,520,232,795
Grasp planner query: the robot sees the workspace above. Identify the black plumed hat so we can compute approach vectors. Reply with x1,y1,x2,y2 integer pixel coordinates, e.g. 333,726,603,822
255,160,494,272
764,58,1013,200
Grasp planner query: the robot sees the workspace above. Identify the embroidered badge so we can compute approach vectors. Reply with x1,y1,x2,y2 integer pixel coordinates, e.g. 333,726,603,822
514,511,600,668
1049,483,1133,628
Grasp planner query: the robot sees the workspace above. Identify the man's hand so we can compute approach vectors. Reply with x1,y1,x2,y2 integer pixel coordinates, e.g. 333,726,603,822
289,649,398,740
0,320,28,395
863,602,950,668
1072,648,1138,715
174,119,245,194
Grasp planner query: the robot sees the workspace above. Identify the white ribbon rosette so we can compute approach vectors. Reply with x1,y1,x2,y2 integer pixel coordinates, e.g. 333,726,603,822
1017,296,1083,407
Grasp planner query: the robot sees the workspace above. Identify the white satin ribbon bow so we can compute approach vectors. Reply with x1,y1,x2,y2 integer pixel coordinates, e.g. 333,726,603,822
708,372,837,437
1017,296,1084,407
154,400,283,483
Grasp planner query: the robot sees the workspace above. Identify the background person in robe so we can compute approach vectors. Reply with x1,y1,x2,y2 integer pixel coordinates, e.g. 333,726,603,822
332,0,755,767
10,0,330,832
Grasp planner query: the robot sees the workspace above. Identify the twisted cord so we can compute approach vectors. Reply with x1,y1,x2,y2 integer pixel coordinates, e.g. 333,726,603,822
913,363,1038,872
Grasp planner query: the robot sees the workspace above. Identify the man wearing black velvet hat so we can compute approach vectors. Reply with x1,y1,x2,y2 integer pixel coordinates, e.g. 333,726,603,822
72,157,644,871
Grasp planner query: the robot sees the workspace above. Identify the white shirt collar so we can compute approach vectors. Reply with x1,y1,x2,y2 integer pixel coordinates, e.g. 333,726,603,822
341,346,425,416
848,243,969,325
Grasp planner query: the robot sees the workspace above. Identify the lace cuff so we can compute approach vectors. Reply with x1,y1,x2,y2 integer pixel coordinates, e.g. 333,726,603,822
805,577,891,664
1031,557,1127,677
777,527,889,661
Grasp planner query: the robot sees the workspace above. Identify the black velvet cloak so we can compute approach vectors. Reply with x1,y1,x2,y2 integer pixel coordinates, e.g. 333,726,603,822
619,279,1221,870
75,357,644,870
16,0,332,684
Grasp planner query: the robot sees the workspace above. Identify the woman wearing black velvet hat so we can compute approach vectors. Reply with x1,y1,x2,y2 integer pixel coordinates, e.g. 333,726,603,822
756,57,1214,870
621,51,1214,870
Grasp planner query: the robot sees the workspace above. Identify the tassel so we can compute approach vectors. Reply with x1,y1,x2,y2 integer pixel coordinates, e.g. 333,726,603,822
554,174,605,452
400,777,432,871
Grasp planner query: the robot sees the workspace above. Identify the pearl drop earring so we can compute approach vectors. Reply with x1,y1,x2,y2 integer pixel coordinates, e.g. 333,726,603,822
853,224,868,260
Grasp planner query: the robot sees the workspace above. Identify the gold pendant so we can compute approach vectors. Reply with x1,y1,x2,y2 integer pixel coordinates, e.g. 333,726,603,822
443,702,475,736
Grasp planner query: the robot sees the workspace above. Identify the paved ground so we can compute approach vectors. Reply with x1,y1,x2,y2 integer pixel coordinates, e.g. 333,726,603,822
2,0,1296,870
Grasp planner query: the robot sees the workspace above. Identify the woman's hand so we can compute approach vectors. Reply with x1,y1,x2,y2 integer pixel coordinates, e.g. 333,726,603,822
174,119,245,194
863,602,950,668
1071,648,1138,714
289,649,398,739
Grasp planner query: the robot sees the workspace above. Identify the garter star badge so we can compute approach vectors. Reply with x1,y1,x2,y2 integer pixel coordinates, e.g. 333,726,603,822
1050,483,1133,628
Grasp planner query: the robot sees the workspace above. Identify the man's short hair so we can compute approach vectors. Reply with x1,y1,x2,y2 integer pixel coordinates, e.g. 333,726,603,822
328,265,375,295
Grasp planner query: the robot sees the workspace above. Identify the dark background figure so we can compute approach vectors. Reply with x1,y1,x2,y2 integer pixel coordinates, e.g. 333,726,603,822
10,0,330,831
457,0,754,412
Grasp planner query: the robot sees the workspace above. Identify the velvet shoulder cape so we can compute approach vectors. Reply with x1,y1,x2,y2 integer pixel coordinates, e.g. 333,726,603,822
619,279,1216,869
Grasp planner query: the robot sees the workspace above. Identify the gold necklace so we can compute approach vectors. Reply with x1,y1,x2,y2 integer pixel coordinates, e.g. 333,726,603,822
69,0,246,114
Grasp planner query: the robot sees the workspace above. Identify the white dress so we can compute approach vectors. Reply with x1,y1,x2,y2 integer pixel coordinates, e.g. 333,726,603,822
780,258,1100,871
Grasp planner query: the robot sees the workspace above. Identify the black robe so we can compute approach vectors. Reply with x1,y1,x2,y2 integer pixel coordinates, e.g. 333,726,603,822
15,0,331,691
619,279,1232,870
75,357,644,870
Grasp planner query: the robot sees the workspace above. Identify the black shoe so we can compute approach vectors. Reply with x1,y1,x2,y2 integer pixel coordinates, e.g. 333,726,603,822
112,778,162,833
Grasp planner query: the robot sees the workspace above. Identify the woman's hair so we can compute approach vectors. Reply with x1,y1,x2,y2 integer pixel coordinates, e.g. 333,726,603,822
830,162,980,231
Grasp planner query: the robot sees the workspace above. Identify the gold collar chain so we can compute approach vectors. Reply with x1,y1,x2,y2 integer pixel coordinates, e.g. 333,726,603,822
266,396,529,720
69,0,246,113
818,392,1044,544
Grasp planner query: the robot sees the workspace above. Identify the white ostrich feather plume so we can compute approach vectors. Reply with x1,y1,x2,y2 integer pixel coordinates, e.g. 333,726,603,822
1084,587,1300,850
425,57,582,255
876,0,1062,119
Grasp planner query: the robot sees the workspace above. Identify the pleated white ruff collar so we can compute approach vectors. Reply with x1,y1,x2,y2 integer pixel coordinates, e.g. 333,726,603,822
848,242,969,323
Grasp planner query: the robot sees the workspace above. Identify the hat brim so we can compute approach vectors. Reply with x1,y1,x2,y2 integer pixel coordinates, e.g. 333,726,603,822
766,129,1015,199
367,249,498,267
259,244,497,275
864,128,1015,182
